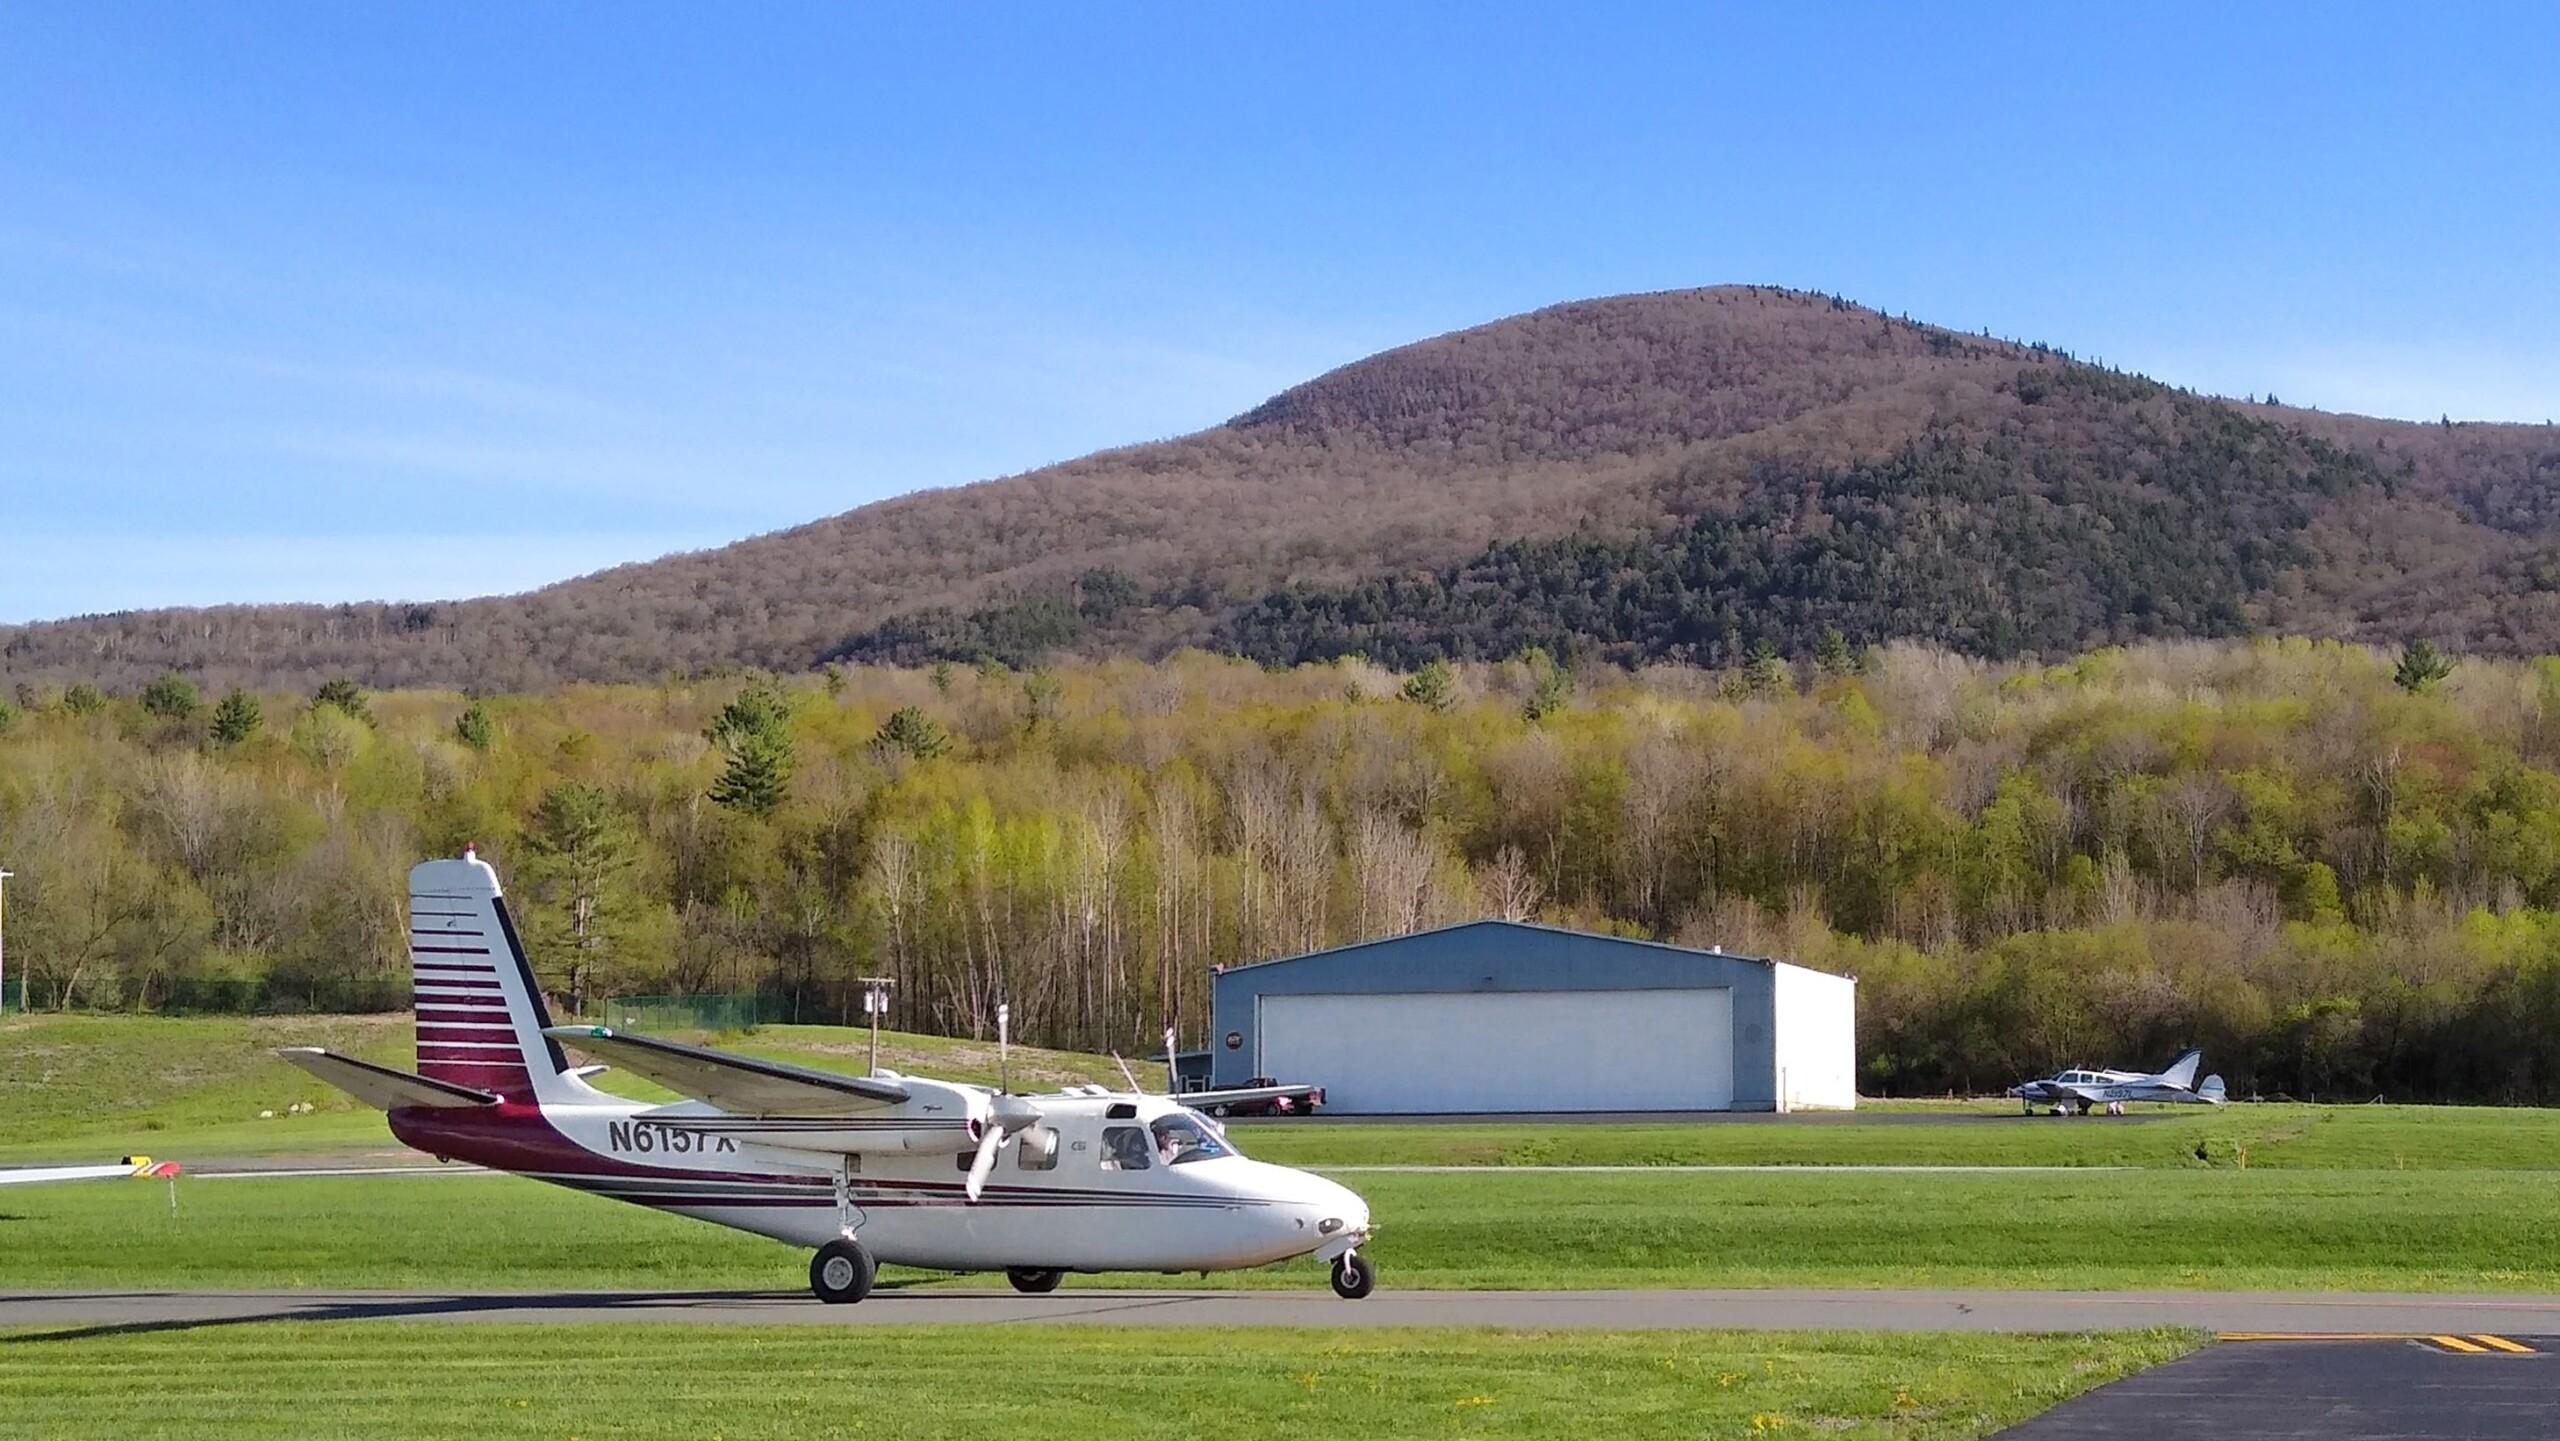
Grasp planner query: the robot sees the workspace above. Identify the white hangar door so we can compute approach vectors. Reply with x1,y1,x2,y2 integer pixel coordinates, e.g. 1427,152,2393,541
1258,989,1734,1113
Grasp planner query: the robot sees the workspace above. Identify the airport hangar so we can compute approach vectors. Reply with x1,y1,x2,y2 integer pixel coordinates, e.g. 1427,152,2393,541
1191,919,1858,1114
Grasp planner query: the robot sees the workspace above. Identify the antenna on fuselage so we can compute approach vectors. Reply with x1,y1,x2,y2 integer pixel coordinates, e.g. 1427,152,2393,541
1163,1026,1179,1095
997,1002,1011,1094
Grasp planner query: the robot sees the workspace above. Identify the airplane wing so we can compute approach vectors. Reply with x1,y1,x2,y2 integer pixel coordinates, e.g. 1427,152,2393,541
545,1027,910,1115
0,1158,181,1186
280,1048,499,1111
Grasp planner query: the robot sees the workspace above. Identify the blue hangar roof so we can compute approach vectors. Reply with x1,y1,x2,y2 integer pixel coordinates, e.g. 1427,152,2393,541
1212,918,1791,993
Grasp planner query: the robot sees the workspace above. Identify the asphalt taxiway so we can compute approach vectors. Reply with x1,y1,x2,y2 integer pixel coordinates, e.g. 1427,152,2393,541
15,1286,2560,1333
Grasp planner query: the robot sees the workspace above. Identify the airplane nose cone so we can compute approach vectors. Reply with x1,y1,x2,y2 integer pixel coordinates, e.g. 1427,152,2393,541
1307,1172,1370,1239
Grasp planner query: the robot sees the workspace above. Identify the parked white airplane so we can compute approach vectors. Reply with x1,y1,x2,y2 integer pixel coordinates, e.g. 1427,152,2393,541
283,852,1375,1304
2009,1049,2227,1114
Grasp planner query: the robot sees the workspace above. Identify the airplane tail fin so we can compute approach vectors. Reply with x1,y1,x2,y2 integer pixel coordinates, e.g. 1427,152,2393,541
2199,1074,2227,1104
406,851,579,1104
2157,1049,2204,1091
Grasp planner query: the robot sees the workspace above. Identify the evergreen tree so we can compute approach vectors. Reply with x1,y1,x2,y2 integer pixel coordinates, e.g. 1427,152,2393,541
930,660,956,696
522,781,640,1013
60,682,107,715
2394,638,2456,693
209,688,263,747
1746,641,1793,697
1815,627,1852,676
706,682,795,817
313,677,372,724
1400,659,1455,712
140,672,200,721
0,697,16,732
874,705,951,760
453,702,497,752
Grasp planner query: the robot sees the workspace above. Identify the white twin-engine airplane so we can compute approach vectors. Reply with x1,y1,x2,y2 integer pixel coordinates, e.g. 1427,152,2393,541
282,853,1376,1304
2008,1049,2227,1114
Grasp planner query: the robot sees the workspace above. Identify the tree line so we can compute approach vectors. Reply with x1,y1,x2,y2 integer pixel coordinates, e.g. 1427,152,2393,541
8,638,2560,1102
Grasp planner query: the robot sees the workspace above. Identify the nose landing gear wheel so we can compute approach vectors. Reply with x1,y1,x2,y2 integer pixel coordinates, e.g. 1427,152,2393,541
810,1238,876,1304
1007,1267,1063,1294
1330,1251,1375,1300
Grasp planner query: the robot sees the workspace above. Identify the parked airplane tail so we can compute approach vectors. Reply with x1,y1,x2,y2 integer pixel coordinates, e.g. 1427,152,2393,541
404,850,578,1104
2198,1074,2227,1104
2157,1049,2204,1091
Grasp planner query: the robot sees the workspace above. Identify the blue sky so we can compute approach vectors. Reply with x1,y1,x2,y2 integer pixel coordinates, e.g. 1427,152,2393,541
3,5,2554,623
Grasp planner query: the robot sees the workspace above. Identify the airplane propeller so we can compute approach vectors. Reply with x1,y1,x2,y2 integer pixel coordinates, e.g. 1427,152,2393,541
964,1093,1044,1202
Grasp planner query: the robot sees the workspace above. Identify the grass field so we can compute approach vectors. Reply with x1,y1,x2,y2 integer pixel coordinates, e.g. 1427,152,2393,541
0,1322,2197,1441
1238,1101,2560,1171
25,1011,2560,1176
7,1163,2560,1294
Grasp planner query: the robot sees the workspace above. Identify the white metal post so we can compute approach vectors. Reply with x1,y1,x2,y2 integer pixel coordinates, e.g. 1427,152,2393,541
858,977,894,1076
0,867,13,1017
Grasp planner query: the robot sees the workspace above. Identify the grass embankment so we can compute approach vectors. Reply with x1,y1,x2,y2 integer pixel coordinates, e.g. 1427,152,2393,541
0,1323,2197,1441
0,1015,1123,1162
6,1165,2558,1293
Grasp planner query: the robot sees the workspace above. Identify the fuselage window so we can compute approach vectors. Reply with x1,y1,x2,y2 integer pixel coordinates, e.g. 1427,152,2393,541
1017,1126,1060,1171
1100,1124,1152,1171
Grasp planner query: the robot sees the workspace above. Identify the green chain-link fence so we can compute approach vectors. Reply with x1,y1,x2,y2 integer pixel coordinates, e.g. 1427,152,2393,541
601,993,763,1032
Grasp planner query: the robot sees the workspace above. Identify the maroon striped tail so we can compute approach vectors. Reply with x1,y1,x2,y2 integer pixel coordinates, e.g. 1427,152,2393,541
408,853,568,1103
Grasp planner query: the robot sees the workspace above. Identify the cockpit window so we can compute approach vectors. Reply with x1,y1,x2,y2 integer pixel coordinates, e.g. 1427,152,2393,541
1149,1112,1233,1166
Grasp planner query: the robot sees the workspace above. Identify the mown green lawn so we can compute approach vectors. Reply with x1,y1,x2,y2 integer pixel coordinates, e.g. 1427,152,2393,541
0,1322,2197,1441
6,1164,2558,1294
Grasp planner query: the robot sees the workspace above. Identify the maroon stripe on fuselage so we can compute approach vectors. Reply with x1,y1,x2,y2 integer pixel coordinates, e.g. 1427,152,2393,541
409,976,500,990
412,945,491,955
389,1104,833,1188
416,993,507,1008
417,1044,522,1062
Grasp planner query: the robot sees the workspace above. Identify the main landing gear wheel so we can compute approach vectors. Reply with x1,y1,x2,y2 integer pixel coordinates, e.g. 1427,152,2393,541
810,1238,876,1304
1330,1251,1376,1300
1007,1267,1063,1294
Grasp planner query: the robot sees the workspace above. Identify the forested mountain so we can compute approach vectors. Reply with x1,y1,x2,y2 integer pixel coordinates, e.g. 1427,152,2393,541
8,286,2560,691
18,642,2560,1103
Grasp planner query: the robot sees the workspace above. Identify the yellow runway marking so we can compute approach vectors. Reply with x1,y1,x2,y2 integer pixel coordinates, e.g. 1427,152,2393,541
2216,1332,2541,1355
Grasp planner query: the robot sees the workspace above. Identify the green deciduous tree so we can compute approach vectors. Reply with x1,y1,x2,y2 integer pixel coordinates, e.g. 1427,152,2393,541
60,682,107,715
